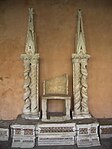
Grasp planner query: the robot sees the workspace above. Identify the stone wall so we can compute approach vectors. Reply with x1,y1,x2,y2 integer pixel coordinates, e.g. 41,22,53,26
0,0,112,119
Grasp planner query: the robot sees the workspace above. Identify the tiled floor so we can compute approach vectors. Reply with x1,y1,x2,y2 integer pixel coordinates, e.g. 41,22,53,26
0,138,112,149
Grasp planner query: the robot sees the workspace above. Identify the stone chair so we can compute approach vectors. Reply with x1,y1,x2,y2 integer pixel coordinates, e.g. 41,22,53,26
41,74,71,122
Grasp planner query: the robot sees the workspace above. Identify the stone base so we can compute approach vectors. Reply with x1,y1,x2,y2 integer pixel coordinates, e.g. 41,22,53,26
0,128,9,141
21,113,40,120
0,120,12,141
77,135,100,148
9,115,103,148
42,115,71,122
10,116,37,148
11,124,36,148
72,112,91,119
37,122,76,146
76,122,100,148
11,136,35,148
100,125,112,138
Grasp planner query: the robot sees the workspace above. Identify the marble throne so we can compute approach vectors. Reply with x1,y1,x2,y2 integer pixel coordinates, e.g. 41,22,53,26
41,74,71,122
11,8,100,148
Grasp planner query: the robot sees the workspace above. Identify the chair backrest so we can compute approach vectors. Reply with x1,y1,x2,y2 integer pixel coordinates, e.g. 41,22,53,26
43,74,68,95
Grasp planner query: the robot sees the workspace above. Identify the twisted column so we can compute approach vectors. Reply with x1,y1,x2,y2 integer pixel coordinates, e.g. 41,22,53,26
36,58,39,115
72,10,91,119
81,59,89,114
73,62,81,115
30,56,38,115
22,55,31,115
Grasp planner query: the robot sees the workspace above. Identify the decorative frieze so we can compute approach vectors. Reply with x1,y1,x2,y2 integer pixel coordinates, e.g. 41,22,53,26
37,123,76,146
100,125,112,138
11,124,36,148
76,122,100,147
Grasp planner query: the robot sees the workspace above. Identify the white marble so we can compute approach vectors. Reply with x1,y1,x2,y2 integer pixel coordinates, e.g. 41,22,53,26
11,124,36,148
41,95,71,122
76,123,100,147
21,8,40,119
0,128,9,141
72,10,91,119
37,123,76,146
100,125,112,138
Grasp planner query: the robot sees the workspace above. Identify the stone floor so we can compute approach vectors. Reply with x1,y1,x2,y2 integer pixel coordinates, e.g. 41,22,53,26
0,138,112,149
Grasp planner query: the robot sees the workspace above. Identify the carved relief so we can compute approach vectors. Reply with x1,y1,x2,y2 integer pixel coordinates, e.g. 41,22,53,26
72,10,91,119
21,8,39,119
43,74,68,95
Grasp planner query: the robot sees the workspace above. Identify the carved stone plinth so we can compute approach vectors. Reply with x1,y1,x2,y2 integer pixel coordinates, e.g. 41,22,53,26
100,125,112,138
0,128,9,141
75,119,100,147
41,95,71,122
37,123,76,146
0,120,12,141
11,124,36,148
10,115,37,148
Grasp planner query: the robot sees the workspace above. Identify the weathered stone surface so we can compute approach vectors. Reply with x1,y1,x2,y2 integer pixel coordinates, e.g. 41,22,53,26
72,10,91,119
37,122,76,146
21,8,40,120
41,95,71,122
43,74,68,95
11,116,37,148
75,119,100,147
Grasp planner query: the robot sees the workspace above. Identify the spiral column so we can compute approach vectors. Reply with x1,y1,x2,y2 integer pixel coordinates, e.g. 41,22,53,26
72,57,81,116
30,54,39,116
21,8,40,119
72,9,91,119
81,59,89,114
21,55,31,115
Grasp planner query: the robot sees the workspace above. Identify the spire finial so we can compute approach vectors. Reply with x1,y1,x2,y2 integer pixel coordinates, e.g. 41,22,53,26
76,9,86,54
25,8,36,55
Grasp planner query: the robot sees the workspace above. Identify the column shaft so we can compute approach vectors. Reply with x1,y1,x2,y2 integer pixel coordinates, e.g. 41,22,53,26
73,62,81,115
31,57,38,115
23,58,31,114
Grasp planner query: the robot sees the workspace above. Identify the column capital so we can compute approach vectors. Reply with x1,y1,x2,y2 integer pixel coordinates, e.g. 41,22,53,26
72,53,90,63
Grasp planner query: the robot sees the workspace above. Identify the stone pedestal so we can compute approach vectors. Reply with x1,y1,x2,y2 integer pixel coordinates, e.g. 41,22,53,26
37,122,76,146
100,125,112,139
11,115,37,148
75,119,100,147
0,120,12,141
99,118,112,139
